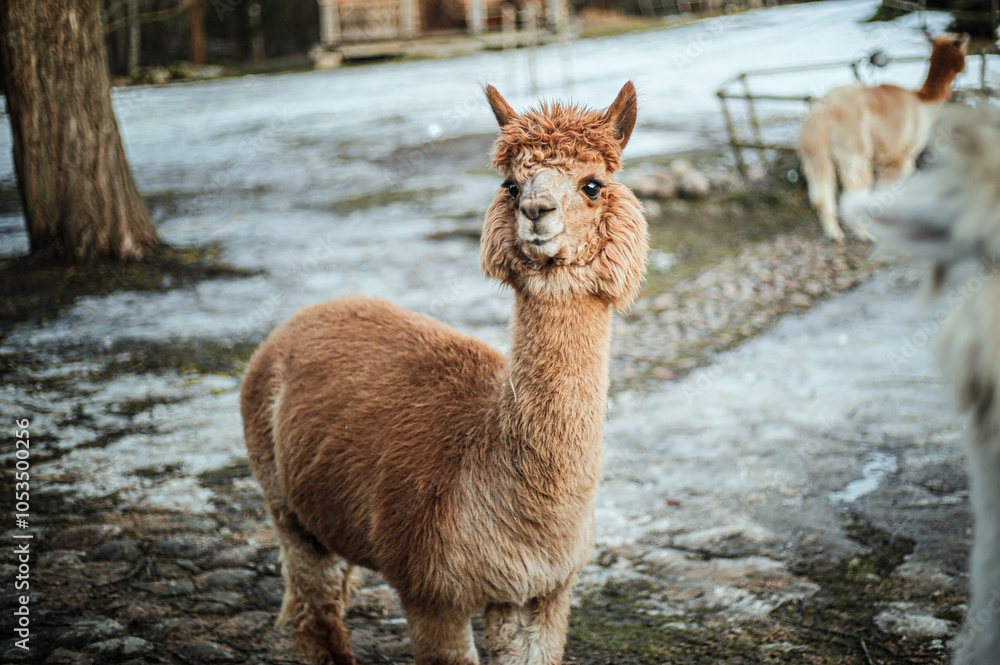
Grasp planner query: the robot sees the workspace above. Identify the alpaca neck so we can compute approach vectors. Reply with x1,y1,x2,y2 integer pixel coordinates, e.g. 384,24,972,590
495,289,612,500
917,58,959,103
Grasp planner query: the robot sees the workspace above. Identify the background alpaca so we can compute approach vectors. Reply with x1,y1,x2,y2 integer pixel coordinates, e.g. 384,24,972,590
799,33,968,242
843,102,1000,664
240,83,648,665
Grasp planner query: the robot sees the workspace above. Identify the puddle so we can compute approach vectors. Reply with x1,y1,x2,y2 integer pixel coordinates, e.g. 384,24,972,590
830,452,899,503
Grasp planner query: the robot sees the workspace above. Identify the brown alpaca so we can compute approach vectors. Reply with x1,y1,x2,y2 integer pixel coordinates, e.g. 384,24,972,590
799,33,968,242
240,82,648,665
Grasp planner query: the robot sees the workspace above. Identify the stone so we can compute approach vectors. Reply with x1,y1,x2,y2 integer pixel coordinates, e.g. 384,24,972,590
0,591,42,608
208,545,257,569
39,550,85,567
677,170,711,199
652,367,675,381
45,648,95,665
57,617,125,647
875,602,953,639
175,641,239,663
113,601,168,624
84,636,154,659
215,612,275,639
2,644,32,661
137,580,196,597
173,515,219,532
258,547,280,567
196,568,257,590
633,173,677,199
50,525,123,550
2,527,45,544
91,539,142,562
148,618,201,641
155,534,214,559
191,591,244,614
669,157,694,176
255,576,285,607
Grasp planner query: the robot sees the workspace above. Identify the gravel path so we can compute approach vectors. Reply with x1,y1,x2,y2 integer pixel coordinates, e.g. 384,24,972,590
613,234,876,392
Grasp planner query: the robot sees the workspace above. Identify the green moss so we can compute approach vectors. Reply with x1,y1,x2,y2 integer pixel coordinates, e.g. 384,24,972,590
100,339,259,378
134,463,184,479
563,519,956,664
197,458,251,487
642,184,815,297
568,579,767,663
326,187,448,216
0,245,256,336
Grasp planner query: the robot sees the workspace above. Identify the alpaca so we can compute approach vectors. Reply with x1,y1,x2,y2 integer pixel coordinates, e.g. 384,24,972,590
240,82,648,665
799,33,968,242
842,103,1000,664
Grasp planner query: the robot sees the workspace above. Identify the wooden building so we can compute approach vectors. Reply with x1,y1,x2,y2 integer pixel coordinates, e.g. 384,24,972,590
317,0,569,45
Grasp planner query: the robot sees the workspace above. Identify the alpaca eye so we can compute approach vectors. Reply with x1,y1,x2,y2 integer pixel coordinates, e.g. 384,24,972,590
505,182,519,200
582,180,603,200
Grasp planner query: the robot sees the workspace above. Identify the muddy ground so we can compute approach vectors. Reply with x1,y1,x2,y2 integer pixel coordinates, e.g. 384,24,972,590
0,171,970,664
0,2,980,658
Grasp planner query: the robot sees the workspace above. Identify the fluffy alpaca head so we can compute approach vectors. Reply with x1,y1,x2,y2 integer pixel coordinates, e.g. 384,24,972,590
841,103,1000,290
480,82,649,312
929,32,969,75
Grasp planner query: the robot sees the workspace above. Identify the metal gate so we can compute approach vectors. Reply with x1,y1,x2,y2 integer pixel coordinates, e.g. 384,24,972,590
717,48,1000,180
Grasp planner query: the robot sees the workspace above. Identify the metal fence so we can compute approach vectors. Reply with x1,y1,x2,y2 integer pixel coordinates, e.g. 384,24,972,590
717,48,1000,180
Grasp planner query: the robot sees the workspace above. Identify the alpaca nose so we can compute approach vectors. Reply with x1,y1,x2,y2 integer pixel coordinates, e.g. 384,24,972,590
520,197,557,227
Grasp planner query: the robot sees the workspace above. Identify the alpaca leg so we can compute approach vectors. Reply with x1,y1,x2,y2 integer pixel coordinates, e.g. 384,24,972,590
835,154,875,241
954,432,1000,664
485,577,575,665
802,153,844,242
484,603,530,663
405,605,479,665
808,174,844,243
272,507,356,665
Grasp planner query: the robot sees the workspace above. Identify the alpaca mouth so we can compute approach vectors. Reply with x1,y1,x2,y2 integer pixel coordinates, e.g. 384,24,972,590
521,235,561,259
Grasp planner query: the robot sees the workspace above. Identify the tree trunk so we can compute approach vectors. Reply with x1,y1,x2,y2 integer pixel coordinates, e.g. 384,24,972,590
128,0,141,73
189,0,206,65
0,0,160,263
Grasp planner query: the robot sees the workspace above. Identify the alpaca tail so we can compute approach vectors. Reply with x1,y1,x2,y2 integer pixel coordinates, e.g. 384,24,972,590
799,110,843,241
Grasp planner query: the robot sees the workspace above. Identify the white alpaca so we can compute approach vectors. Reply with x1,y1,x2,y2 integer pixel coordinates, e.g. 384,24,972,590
843,103,1000,664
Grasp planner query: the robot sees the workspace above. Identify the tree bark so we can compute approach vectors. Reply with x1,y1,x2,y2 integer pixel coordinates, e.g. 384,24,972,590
0,0,161,263
189,0,206,65
128,0,141,72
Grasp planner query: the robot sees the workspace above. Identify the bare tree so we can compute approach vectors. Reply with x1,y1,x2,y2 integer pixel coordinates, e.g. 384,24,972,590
1,0,161,262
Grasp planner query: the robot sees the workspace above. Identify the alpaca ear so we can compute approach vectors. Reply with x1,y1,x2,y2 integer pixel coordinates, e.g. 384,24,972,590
958,33,970,51
603,82,638,149
484,85,518,128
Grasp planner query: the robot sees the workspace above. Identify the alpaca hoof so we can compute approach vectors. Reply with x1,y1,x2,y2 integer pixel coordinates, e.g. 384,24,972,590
850,225,875,243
